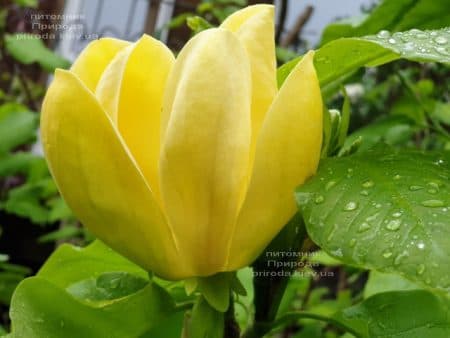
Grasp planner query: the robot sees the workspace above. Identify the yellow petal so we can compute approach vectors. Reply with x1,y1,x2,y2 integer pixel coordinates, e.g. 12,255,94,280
227,51,322,269
41,69,190,280
70,38,130,91
160,28,252,275
95,35,174,202
221,5,277,164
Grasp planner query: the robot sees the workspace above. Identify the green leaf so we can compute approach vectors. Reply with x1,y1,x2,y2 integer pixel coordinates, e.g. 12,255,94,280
2,178,57,224
340,115,417,154
196,273,233,312
7,241,180,337
9,277,175,338
188,296,224,338
13,0,38,7
321,0,450,45
0,152,41,177
4,34,70,72
186,16,213,34
67,272,149,306
334,290,450,337
364,271,420,298
37,240,148,288
0,104,38,153
141,312,184,338
277,28,450,98
296,147,449,290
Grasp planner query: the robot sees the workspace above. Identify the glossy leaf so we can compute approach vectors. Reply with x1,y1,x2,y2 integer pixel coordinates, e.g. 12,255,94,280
321,0,450,44
8,277,175,338
37,240,148,288
277,28,450,97
334,290,450,337
296,147,450,290
7,241,182,337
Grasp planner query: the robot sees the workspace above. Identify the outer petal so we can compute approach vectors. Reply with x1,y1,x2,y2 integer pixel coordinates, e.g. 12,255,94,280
159,29,252,275
221,5,277,163
41,70,190,280
70,37,130,91
95,35,174,202
227,51,322,269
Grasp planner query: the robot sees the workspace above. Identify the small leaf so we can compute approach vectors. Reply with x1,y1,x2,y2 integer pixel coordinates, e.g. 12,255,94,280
187,296,224,338
0,104,38,153
4,34,70,71
197,273,232,312
296,147,450,290
340,115,417,154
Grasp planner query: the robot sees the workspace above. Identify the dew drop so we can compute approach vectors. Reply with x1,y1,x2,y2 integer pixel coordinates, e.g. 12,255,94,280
434,36,448,44
383,251,393,258
358,222,371,233
315,195,325,204
366,213,379,222
386,219,401,231
409,185,423,191
435,46,448,55
360,190,369,196
417,241,425,250
349,238,356,247
344,201,358,211
416,264,425,275
421,200,445,207
415,32,427,39
427,189,437,194
377,30,390,38
393,174,401,180
362,180,375,188
326,180,336,191
392,211,402,218
403,42,415,52
388,38,396,44
331,248,343,257
394,250,409,265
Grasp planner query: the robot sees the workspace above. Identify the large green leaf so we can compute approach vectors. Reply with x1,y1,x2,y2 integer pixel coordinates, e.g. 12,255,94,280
277,28,450,97
7,241,182,337
4,34,70,71
9,277,175,338
320,0,450,45
296,147,449,290
334,290,450,337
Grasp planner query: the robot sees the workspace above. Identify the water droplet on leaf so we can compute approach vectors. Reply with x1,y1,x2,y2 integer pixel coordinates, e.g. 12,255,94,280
421,200,445,207
344,201,358,211
386,219,401,231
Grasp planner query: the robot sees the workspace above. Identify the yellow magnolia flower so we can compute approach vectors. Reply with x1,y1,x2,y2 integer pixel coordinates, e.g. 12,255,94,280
41,5,322,280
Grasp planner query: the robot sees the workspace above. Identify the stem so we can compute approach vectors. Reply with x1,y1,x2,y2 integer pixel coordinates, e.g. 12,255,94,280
243,214,308,337
224,296,240,338
268,311,362,337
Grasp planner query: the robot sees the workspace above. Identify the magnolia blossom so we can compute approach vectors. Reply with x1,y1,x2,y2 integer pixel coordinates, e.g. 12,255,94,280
41,5,322,280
